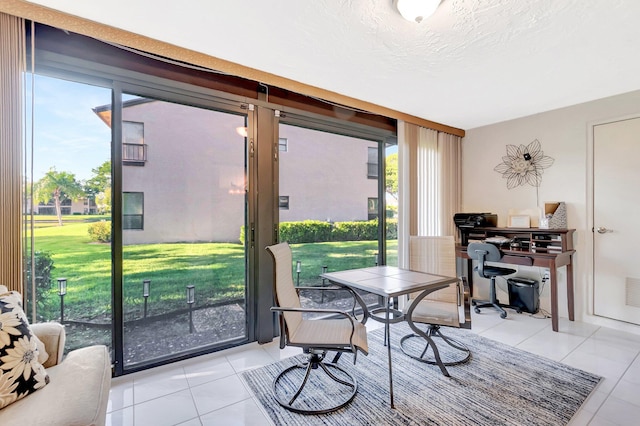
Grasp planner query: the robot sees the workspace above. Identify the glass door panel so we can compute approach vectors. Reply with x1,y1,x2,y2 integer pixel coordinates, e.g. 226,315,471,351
120,94,247,367
277,123,385,310
385,143,398,267
24,75,113,355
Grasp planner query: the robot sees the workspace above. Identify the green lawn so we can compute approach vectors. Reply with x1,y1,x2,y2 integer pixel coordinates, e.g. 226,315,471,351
28,220,397,322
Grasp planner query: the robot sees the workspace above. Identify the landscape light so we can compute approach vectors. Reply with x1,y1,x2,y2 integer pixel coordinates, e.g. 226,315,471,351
186,285,195,333
57,277,67,296
57,278,67,323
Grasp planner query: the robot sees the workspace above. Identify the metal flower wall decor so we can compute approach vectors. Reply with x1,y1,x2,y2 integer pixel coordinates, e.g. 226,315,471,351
494,139,554,189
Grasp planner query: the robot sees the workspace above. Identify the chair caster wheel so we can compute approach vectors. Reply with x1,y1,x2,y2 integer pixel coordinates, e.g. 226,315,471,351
516,308,522,314
474,307,481,314
500,312,507,319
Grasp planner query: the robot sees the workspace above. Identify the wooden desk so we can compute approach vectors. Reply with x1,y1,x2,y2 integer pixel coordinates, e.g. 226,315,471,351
456,227,576,332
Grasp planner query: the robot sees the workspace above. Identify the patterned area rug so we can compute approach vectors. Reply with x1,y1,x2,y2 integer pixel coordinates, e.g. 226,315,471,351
242,323,601,425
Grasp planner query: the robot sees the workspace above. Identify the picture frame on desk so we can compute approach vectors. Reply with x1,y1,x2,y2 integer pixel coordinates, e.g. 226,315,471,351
508,215,531,228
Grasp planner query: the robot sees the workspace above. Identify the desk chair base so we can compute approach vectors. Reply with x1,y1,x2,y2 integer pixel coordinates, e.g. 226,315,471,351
272,350,357,415
472,298,521,319
400,325,471,376
472,274,520,319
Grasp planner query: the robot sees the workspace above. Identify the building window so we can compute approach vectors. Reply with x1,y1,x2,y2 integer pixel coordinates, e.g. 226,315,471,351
279,196,289,210
367,147,378,179
123,192,144,230
368,197,378,220
123,121,147,165
279,138,288,152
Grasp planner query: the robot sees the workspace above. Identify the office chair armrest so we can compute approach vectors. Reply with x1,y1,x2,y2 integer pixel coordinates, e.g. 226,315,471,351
271,306,356,319
294,286,339,291
276,312,287,349
456,276,471,305
458,276,472,328
271,306,360,352
295,285,369,324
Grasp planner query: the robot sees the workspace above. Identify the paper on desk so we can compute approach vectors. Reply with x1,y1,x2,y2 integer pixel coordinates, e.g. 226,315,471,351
484,236,512,244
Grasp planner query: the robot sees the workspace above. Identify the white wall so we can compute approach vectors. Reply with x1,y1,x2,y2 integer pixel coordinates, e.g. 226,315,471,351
462,89,640,334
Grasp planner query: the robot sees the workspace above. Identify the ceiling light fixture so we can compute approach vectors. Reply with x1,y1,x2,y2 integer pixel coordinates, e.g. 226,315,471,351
394,0,441,23
236,126,248,137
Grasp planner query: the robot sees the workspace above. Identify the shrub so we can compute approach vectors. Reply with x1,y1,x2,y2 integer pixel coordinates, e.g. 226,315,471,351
239,218,398,244
88,220,111,243
279,220,332,244
386,218,398,239
332,219,378,241
239,226,246,245
24,251,55,321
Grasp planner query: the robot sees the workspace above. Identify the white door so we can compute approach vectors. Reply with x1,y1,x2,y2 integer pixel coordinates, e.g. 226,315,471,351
593,116,640,324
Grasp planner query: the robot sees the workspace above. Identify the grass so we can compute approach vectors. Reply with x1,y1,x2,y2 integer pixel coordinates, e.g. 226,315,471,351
25,214,110,228
28,218,397,322
26,220,113,320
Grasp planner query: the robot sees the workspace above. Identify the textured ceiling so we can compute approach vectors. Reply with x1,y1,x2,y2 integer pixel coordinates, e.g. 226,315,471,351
26,0,640,129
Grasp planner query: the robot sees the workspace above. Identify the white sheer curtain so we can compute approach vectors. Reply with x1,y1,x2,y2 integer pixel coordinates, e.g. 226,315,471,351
417,127,440,235
437,131,462,237
397,121,461,310
0,13,25,293
399,121,461,240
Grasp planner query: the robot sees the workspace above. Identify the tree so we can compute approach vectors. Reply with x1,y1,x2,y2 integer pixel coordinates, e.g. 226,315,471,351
85,161,112,214
33,168,84,226
95,187,112,214
385,152,398,201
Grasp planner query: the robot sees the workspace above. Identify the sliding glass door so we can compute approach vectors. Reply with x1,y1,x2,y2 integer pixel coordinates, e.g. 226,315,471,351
277,122,397,310
23,74,114,353
116,91,249,368
24,26,396,374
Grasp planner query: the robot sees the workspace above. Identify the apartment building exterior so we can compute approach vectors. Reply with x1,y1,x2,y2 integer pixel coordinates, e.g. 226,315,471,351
95,98,381,244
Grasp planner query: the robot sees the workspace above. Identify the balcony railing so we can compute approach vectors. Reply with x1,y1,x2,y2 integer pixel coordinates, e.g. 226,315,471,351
123,143,147,165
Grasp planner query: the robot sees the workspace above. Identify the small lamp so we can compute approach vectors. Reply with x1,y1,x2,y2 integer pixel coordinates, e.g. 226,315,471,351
321,265,329,303
57,278,67,323
296,260,302,286
57,277,67,296
142,279,150,318
393,0,441,23
186,285,195,333
375,253,379,266
186,285,195,305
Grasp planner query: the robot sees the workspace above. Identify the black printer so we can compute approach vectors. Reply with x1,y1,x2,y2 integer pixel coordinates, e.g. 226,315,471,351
453,213,498,229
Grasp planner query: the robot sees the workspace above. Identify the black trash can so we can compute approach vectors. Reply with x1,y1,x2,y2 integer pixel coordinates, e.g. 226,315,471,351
508,277,539,314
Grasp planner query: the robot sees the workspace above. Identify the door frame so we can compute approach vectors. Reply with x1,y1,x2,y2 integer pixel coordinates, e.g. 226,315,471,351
587,112,640,324
29,39,396,375
112,81,257,375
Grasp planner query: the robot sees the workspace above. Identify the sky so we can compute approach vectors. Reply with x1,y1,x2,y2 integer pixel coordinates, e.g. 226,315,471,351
27,74,112,182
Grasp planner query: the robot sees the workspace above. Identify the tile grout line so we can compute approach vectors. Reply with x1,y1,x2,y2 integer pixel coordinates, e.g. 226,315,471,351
590,349,640,421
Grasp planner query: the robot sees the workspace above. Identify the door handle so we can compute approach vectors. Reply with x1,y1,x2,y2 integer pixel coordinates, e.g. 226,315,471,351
596,227,613,234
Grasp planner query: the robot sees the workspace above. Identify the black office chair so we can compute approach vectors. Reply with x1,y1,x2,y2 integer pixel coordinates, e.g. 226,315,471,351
467,242,518,319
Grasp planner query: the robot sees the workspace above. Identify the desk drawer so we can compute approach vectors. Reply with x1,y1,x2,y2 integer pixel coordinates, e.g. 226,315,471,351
501,255,533,266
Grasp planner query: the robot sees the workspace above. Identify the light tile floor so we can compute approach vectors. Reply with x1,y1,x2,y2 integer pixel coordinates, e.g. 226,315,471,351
107,311,640,425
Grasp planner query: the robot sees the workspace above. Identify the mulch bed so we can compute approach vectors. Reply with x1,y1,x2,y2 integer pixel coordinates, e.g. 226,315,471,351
62,289,378,366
